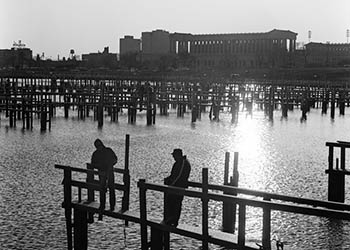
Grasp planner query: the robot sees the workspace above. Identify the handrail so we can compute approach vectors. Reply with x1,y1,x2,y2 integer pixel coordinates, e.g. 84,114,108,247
326,141,350,148
55,164,127,176
142,182,350,220
188,181,350,211
138,174,350,250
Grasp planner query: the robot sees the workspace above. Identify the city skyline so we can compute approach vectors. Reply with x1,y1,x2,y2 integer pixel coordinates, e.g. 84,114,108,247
1,0,349,59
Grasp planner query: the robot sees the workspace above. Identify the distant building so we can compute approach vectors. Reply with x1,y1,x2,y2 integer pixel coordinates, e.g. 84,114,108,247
134,29,297,70
0,47,33,69
170,29,297,70
120,35,141,55
141,29,170,61
81,47,118,68
305,42,350,67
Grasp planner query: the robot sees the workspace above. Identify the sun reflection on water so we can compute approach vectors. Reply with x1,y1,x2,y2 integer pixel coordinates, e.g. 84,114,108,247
226,114,269,191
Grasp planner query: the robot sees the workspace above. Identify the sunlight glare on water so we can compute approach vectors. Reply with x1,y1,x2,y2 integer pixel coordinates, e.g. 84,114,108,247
228,114,268,190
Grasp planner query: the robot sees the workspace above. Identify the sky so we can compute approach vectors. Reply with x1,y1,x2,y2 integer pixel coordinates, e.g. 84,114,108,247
1,0,349,59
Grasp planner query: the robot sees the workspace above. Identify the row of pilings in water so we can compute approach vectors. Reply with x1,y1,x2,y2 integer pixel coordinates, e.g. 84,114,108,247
0,74,349,131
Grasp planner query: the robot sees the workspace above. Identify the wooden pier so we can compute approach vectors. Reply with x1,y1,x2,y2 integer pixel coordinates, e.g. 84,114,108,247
55,148,350,250
1,72,350,130
325,140,350,203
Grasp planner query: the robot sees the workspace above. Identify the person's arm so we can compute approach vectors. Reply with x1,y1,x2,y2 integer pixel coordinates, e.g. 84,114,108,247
91,152,98,168
164,163,176,185
112,150,118,165
111,149,118,165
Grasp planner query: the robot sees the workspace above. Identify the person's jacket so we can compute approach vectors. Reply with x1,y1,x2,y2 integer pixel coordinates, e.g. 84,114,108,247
164,156,191,188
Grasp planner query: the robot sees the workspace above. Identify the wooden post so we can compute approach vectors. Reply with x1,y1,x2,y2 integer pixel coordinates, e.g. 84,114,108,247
281,103,288,118
74,208,88,250
151,227,163,250
330,91,335,119
232,152,239,231
191,91,198,123
262,197,271,250
237,204,246,249
86,163,95,202
64,94,69,118
9,99,14,127
202,168,209,250
138,179,148,250
268,86,274,120
322,89,328,114
122,134,130,212
326,143,345,203
223,152,239,233
224,152,230,185
153,101,156,124
222,152,233,232
13,98,17,127
40,103,47,131
97,83,104,127
339,91,345,115
63,168,73,250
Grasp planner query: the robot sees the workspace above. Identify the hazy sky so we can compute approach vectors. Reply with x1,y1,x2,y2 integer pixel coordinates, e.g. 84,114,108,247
1,0,349,59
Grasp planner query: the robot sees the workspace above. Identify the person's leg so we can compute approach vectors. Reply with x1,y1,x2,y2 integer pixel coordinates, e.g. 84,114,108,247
164,195,183,226
98,174,107,220
163,193,171,224
108,173,116,210
170,196,183,226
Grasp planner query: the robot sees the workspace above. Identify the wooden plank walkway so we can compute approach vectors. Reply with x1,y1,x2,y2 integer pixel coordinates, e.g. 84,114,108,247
71,199,259,250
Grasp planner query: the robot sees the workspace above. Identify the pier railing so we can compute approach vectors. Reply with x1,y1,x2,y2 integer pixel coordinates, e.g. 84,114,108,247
55,164,350,250
138,168,350,250
325,140,350,202
54,134,131,250
55,163,131,250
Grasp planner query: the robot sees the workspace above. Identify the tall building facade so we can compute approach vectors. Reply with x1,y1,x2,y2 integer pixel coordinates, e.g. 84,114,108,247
170,29,297,70
305,42,350,67
119,35,141,55
121,29,300,69
0,48,33,68
141,29,170,61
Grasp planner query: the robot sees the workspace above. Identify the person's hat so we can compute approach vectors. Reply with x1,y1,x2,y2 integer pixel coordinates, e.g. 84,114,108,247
171,148,183,156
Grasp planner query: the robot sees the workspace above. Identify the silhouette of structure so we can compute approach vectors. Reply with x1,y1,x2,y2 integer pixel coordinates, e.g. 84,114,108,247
305,42,350,67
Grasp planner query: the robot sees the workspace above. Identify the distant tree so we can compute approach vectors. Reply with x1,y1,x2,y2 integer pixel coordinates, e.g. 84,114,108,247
120,52,140,69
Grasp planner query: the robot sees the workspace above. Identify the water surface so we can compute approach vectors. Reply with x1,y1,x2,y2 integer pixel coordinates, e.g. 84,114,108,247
1,107,350,249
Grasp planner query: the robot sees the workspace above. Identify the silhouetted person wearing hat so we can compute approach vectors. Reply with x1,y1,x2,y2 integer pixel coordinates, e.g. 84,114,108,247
91,139,118,220
163,148,191,227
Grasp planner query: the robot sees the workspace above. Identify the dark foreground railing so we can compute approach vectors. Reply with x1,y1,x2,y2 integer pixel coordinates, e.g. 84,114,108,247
138,168,350,250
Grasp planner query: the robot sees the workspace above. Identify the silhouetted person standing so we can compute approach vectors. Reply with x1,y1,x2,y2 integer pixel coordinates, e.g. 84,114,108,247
163,148,191,227
91,139,118,220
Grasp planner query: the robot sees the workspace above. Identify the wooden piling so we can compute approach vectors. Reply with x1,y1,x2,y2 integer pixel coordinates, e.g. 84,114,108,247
139,179,148,250
63,168,73,250
97,82,104,127
150,227,163,250
202,168,209,250
223,152,239,233
262,197,271,250
330,90,335,119
73,208,88,250
238,204,246,248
